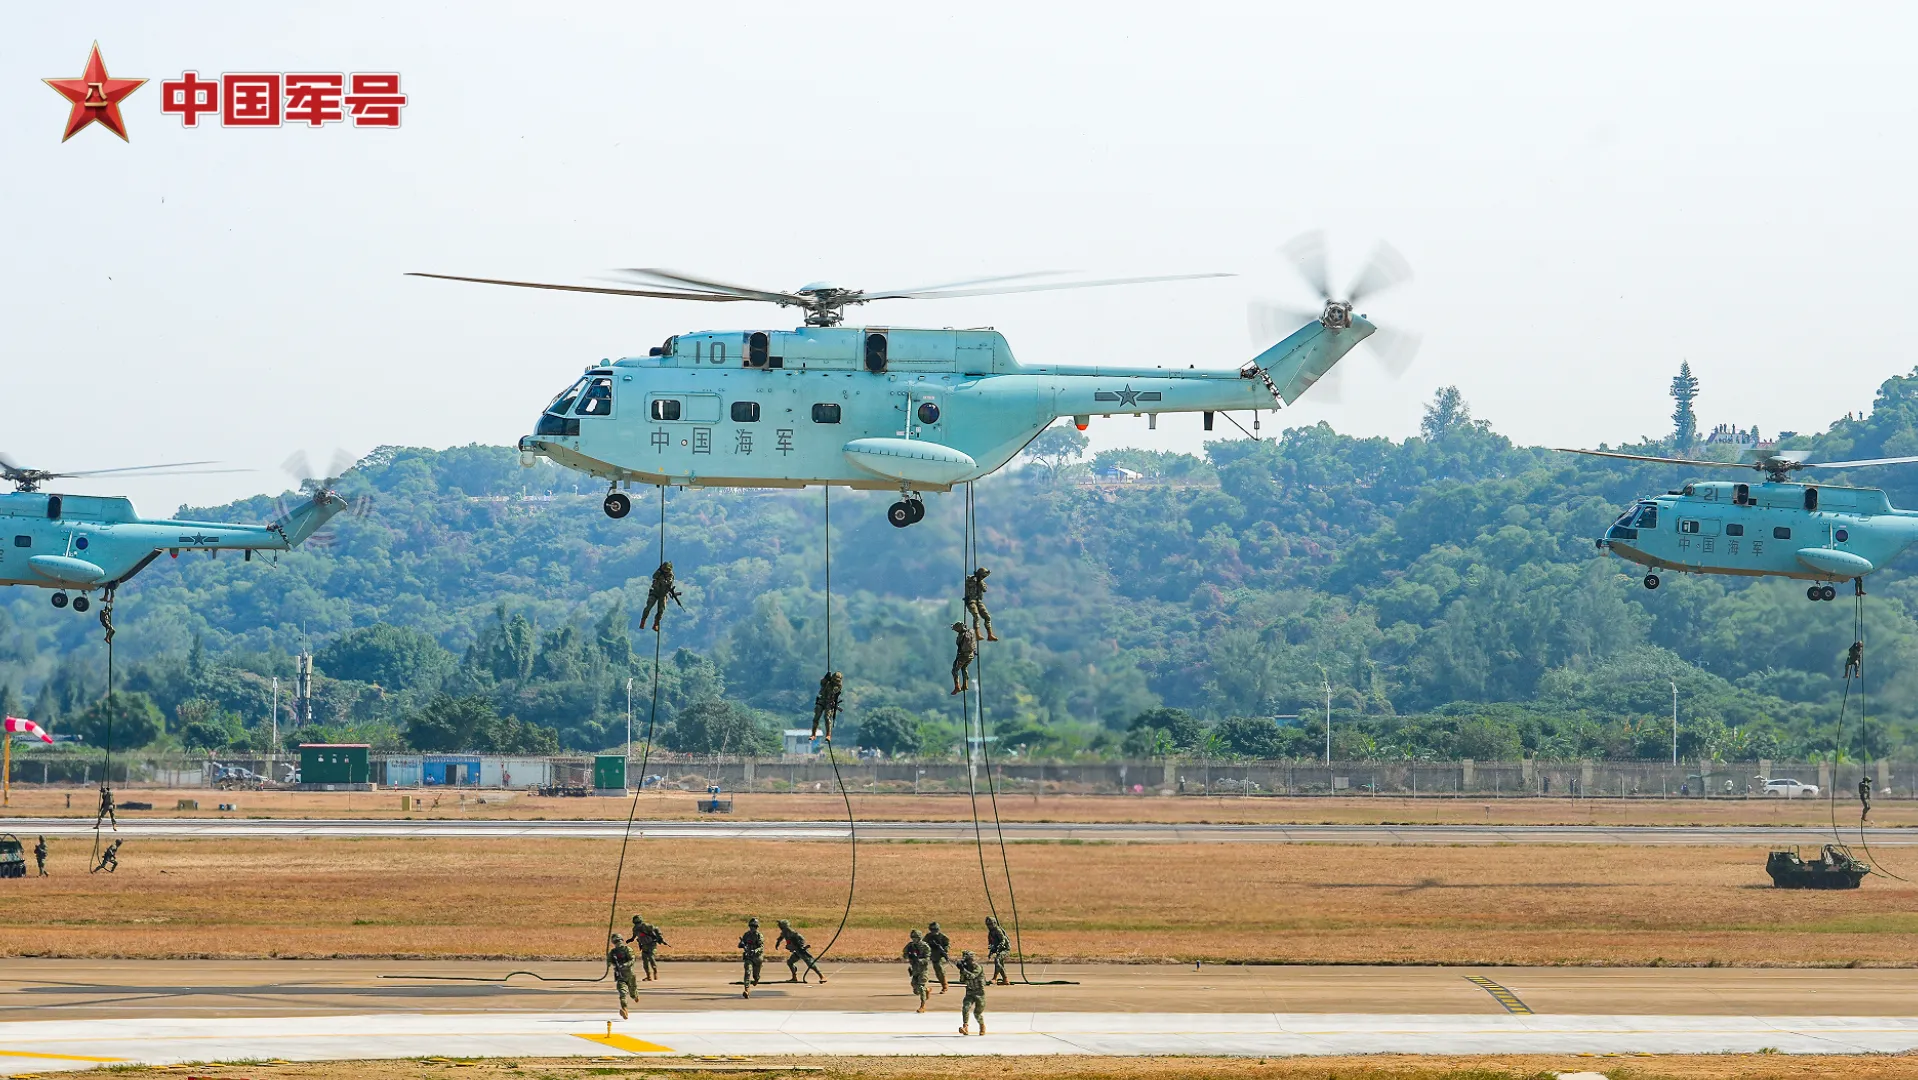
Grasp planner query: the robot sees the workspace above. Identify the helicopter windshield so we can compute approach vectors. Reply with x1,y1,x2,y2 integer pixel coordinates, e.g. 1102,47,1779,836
546,378,588,416
1631,504,1658,529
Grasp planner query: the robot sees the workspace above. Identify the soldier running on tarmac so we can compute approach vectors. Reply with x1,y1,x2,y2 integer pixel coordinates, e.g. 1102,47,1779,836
902,928,932,1012
1861,775,1875,821
775,919,827,983
627,914,668,981
950,622,976,696
812,671,843,741
607,933,639,1019
924,921,953,993
639,562,684,632
738,918,766,999
955,950,987,1035
32,836,46,877
985,915,1011,985
963,568,1000,642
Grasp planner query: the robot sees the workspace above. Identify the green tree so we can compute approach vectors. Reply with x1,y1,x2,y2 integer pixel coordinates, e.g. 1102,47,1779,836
1212,715,1287,758
1021,423,1089,483
316,623,456,692
176,697,244,752
1126,707,1205,750
1670,361,1700,449
73,691,165,751
853,706,922,755
664,700,778,755
405,693,496,752
1420,386,1481,440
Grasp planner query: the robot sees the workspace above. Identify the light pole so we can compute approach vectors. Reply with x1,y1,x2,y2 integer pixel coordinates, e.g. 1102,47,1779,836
626,677,635,764
1670,678,1679,767
270,676,279,754
1320,666,1333,767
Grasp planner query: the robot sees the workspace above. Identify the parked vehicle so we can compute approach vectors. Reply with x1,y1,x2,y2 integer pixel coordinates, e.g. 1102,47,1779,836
1762,778,1820,798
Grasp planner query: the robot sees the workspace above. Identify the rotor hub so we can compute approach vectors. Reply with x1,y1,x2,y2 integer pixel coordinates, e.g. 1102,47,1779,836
1320,300,1353,330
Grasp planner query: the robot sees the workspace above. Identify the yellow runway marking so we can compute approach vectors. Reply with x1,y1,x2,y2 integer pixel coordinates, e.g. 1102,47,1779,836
1464,975,1535,1015
573,1032,675,1053
0,1049,128,1063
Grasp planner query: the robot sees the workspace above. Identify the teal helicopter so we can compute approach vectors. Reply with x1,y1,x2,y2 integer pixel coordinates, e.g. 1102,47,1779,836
411,237,1418,526
0,455,348,613
1565,447,1918,600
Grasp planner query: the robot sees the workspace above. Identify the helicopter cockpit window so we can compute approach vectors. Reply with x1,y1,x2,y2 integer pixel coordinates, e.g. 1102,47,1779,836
1631,505,1657,530
1734,483,1750,505
651,399,682,422
546,378,588,416
575,377,614,416
864,332,889,374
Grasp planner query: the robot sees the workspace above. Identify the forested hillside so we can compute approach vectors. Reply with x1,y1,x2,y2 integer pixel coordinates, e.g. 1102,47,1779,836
9,373,1918,762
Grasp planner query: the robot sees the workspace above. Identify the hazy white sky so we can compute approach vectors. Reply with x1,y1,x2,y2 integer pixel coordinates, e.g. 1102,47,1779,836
4,2,1915,511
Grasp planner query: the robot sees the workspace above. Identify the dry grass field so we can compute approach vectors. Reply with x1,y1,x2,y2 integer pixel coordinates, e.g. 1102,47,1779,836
4,787,1910,827
47,1054,1918,1080
5,837,1918,965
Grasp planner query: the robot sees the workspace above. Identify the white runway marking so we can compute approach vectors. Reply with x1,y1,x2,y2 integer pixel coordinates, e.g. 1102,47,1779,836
1,1011,1915,1069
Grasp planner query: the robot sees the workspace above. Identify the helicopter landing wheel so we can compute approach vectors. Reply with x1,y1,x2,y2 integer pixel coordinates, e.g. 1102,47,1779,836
50,592,68,609
1820,584,1838,601
888,501,915,528
1643,574,1659,590
71,596,89,613
1808,585,1825,601
906,498,925,524
603,492,631,519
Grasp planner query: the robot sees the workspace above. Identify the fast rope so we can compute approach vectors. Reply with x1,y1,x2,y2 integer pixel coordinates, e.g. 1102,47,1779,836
90,594,119,869
387,486,671,984
1831,583,1908,881
813,484,859,965
962,482,1073,985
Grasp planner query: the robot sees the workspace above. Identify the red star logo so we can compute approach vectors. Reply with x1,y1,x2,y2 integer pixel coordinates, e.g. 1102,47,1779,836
44,42,146,143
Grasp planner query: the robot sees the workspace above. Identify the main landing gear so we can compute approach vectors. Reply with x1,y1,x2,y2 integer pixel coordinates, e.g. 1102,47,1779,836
887,495,926,529
49,592,91,612
1643,574,1659,590
603,491,631,519
1807,584,1838,602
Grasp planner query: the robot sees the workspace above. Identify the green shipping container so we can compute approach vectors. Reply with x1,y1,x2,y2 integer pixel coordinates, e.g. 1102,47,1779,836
594,754,627,791
300,744,370,785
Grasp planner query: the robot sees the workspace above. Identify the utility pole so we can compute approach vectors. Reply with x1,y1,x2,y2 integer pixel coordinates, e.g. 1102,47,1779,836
1320,666,1333,767
1670,678,1679,767
270,677,280,753
626,677,635,763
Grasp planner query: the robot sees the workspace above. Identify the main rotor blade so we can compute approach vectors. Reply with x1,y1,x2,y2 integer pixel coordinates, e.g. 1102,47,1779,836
618,268,809,305
1799,455,1918,470
282,451,312,483
1346,240,1413,305
1554,448,1757,470
860,271,1071,300
875,272,1232,301
1280,231,1333,301
408,272,747,303
1365,325,1423,379
54,460,226,479
1246,301,1323,344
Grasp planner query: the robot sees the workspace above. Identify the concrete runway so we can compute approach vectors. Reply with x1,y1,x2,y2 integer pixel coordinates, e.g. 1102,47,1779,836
8,816,1914,844
3,962,1918,1068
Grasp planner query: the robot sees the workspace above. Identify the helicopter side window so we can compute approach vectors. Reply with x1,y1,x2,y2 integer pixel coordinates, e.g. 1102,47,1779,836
1679,520,1700,534
1804,487,1818,511
1734,483,1750,505
864,332,889,374
575,377,614,416
731,401,760,423
46,495,61,520
1631,505,1657,529
1773,526,1792,540
12,536,28,548
811,403,842,424
1725,523,1744,536
546,378,588,416
651,399,682,422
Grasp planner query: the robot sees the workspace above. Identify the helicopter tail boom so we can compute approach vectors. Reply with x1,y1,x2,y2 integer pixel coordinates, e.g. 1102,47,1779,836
266,491,348,548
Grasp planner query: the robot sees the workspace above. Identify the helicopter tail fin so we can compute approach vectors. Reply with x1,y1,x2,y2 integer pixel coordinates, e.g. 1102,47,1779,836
269,491,347,548
1252,316,1376,405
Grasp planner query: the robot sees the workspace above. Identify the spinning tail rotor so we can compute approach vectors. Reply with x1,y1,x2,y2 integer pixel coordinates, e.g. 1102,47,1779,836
1246,232,1423,401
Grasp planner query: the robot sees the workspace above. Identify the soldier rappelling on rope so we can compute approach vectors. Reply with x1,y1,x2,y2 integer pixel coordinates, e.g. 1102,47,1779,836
1846,640,1864,681
91,839,121,874
95,784,117,831
950,622,976,696
639,561,684,632
812,671,843,741
1861,775,1875,822
963,568,999,642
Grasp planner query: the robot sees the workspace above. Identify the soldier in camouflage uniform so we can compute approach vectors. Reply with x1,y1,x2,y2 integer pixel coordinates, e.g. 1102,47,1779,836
963,568,1000,642
955,950,987,1035
738,917,766,999
606,933,639,1019
775,919,826,984
985,915,1011,985
924,921,952,993
949,623,976,696
1861,775,1875,821
32,836,46,877
639,562,683,632
92,839,121,875
902,928,932,1012
811,671,843,741
627,914,668,981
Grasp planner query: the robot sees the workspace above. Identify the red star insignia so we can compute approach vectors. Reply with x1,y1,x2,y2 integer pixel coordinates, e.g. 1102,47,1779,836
44,42,146,143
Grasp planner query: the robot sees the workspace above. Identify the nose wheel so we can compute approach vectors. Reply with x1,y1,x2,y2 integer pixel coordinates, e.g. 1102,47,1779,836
887,497,926,528
603,491,632,519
